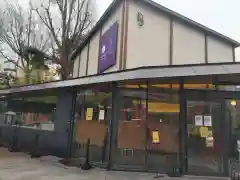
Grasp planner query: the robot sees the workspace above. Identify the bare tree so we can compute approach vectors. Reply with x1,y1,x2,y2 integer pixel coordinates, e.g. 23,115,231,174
0,71,15,88
32,0,93,79
0,2,50,84
0,64,15,88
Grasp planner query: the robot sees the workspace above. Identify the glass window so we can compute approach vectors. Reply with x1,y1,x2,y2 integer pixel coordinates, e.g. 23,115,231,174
146,88,179,170
114,88,147,167
114,83,180,171
4,96,56,131
72,84,112,163
186,99,223,175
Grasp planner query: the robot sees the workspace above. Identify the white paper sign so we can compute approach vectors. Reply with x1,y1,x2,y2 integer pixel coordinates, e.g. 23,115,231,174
99,110,105,120
206,137,214,147
204,116,212,127
237,140,240,151
195,115,203,126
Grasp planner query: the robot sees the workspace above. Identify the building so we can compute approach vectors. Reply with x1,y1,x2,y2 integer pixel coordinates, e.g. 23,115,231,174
0,0,240,177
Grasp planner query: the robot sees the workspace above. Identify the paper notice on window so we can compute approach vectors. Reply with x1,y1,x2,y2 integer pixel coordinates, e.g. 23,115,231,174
237,140,240,152
86,108,93,121
206,136,214,147
195,115,203,126
152,131,160,144
199,126,209,138
204,116,212,126
99,110,105,120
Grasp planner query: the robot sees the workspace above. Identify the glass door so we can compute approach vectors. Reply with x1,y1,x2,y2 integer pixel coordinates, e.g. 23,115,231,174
181,90,228,176
186,100,224,175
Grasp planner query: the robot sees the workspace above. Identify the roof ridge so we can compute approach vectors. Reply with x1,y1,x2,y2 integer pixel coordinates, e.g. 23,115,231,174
71,0,240,60
142,0,240,47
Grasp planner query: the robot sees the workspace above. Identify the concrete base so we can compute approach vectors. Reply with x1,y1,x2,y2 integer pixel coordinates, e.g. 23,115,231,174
0,148,231,180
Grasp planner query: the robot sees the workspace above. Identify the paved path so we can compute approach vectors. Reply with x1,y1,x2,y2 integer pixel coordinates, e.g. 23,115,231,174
0,148,231,180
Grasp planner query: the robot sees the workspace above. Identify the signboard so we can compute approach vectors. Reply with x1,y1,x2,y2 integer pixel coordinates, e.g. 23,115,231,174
195,115,203,126
199,126,209,138
203,115,212,126
99,110,105,120
152,131,160,144
206,136,214,147
98,22,119,73
86,108,93,121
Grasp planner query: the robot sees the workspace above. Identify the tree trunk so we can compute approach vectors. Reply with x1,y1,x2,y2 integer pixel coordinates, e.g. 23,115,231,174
24,72,31,85
60,70,71,80
59,56,73,80
61,73,68,80
36,69,42,83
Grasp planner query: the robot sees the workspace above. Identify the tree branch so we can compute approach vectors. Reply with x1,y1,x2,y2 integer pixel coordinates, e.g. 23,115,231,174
0,0,94,80
0,50,24,70
0,1,50,75
33,1,61,49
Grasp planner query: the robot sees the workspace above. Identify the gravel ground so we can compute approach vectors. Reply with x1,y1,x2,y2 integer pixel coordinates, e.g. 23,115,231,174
0,148,230,180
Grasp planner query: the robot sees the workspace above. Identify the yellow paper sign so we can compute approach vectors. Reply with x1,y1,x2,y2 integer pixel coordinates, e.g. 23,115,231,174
199,126,209,138
152,131,160,144
86,108,93,121
208,130,213,137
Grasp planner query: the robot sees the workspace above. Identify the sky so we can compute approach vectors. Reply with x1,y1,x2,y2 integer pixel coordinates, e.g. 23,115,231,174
4,0,240,61
97,0,240,61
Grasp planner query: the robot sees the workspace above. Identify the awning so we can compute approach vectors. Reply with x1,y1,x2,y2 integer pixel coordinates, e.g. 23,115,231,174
1,62,240,95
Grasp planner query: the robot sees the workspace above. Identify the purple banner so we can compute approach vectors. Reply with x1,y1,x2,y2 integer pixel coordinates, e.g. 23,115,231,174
98,22,119,73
